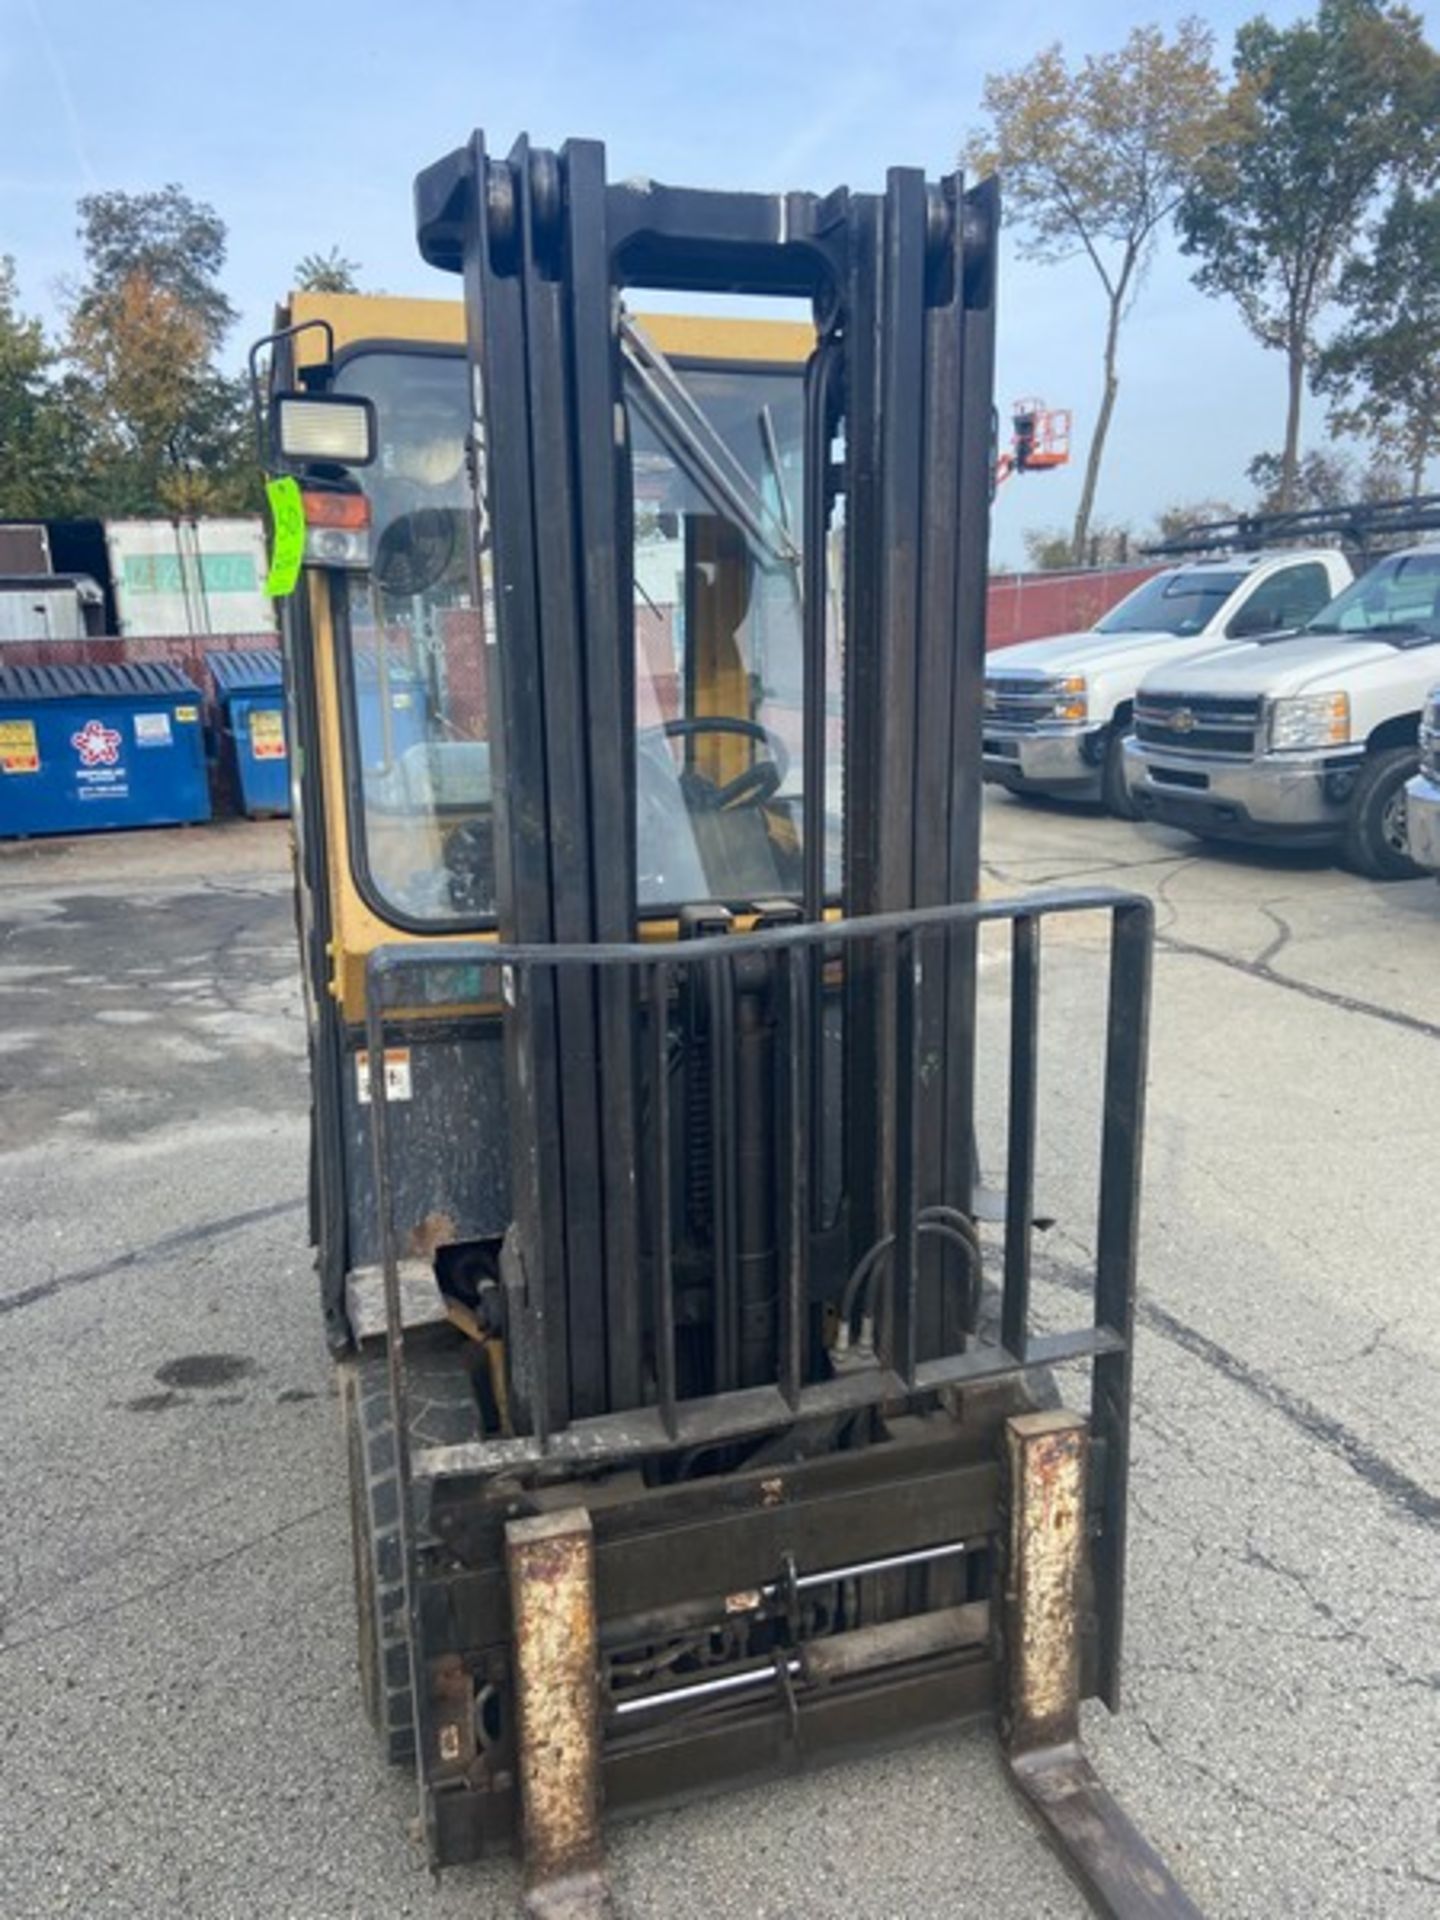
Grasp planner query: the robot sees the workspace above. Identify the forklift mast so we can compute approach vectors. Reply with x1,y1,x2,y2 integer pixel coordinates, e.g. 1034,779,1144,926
411,133,995,1429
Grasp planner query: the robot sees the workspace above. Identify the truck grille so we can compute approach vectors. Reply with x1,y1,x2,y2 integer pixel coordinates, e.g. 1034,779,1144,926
985,676,1057,728
1421,719,1439,779
1135,691,1261,758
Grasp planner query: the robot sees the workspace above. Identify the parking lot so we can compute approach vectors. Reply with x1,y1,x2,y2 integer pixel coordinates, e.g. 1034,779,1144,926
1,797,1437,1920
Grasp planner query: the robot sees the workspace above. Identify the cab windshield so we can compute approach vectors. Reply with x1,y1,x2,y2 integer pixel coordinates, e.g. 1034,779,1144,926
1095,568,1244,637
1306,549,1440,641
331,346,821,926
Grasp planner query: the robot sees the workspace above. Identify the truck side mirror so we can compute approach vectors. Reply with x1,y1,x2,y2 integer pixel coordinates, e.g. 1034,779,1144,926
1226,603,1278,639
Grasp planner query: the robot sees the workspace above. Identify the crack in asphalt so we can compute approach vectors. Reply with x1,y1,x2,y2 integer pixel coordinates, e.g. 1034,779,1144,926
0,1197,306,1318
1038,1247,1440,1533
1140,1289,1440,1531
1155,931,1440,1042
1131,1711,1440,1890
0,1503,329,1657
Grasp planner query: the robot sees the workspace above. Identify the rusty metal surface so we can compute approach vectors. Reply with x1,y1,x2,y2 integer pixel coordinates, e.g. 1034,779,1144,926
1003,1411,1204,1916
1007,1743,1205,1919
505,1508,613,1918
1004,1409,1087,1754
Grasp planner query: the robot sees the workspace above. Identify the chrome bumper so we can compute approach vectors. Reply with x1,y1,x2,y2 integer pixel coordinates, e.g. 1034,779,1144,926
1122,738,1360,842
1404,770,1440,872
983,723,1103,792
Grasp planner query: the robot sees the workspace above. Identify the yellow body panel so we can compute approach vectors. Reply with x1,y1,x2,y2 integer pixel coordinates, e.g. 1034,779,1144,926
285,291,814,367
282,291,812,1021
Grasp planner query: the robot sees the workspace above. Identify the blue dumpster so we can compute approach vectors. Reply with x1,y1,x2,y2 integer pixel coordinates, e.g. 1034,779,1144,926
0,661,210,838
353,649,430,771
207,648,290,817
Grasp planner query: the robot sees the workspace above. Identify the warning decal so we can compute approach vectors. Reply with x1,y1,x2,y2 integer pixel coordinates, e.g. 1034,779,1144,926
134,712,173,747
356,1048,413,1105
249,709,287,760
0,719,39,774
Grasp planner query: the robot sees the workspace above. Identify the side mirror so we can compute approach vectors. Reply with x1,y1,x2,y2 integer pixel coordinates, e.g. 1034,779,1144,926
1226,603,1278,639
269,391,376,469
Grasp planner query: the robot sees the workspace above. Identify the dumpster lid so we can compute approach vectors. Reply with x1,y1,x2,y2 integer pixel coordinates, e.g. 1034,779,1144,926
353,644,425,688
206,648,285,695
0,660,202,702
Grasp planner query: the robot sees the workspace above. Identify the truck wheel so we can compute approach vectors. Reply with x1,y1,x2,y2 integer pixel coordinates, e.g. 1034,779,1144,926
1341,746,1422,881
1102,721,1139,820
340,1344,480,1766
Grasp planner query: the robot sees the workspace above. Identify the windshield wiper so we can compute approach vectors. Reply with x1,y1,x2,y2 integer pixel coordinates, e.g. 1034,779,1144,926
1339,621,1440,648
620,315,802,575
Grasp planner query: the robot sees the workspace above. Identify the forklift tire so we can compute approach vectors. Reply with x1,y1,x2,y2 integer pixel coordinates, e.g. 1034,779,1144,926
1341,745,1422,881
340,1344,480,1767
1102,720,1140,821
341,1356,415,1765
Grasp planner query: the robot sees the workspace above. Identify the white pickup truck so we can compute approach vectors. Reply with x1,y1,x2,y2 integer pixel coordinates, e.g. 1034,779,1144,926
1125,542,1440,879
982,549,1353,815
1403,684,1440,873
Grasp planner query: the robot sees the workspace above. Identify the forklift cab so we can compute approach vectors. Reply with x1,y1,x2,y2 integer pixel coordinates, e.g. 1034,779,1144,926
292,303,822,933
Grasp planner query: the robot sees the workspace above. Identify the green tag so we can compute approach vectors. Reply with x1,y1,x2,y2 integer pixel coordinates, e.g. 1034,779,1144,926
265,476,305,597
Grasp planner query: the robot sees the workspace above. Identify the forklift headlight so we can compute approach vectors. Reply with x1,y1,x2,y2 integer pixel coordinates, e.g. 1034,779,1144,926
272,392,377,467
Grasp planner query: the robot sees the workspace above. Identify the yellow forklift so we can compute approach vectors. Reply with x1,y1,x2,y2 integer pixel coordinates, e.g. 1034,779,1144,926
258,132,1201,1917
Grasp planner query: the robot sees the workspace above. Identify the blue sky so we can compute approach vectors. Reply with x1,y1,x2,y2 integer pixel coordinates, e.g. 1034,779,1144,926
0,0,1430,562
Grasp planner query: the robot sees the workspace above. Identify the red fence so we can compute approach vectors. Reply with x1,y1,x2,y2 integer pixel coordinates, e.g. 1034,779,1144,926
985,565,1162,650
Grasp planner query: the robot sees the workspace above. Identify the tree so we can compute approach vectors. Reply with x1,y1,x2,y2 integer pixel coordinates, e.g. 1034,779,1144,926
1149,497,1240,544
1314,187,1440,491
1022,522,1134,570
967,22,1220,563
0,257,79,518
73,184,235,350
1246,442,1406,511
1179,0,1440,512
294,247,361,294
63,185,254,515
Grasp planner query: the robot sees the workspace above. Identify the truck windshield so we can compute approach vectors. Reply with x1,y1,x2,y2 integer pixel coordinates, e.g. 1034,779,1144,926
329,347,821,926
1306,550,1440,640
1095,569,1244,637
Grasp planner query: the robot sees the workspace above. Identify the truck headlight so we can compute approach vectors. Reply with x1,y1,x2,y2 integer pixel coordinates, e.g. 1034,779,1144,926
1049,674,1087,722
1422,693,1440,774
1268,692,1349,751
983,681,997,713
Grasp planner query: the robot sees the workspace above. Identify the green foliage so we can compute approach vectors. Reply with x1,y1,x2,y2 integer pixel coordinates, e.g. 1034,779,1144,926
1149,499,1241,544
1023,523,1135,569
1179,0,1440,508
1247,443,1406,511
63,185,256,516
1314,186,1440,488
0,258,85,519
74,184,236,351
294,247,361,294
968,21,1221,562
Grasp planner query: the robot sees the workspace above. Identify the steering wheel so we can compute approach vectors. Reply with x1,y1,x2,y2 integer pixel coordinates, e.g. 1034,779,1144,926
637,716,790,811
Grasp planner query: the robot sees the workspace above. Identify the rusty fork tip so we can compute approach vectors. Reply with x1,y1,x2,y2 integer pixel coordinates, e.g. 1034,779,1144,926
523,1868,616,1920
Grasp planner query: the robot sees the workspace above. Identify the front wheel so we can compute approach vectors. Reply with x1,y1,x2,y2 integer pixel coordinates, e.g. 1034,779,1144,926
1341,745,1422,881
1102,720,1140,820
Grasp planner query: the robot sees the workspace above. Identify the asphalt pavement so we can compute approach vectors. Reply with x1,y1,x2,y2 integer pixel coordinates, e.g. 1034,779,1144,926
1,802,1436,1919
